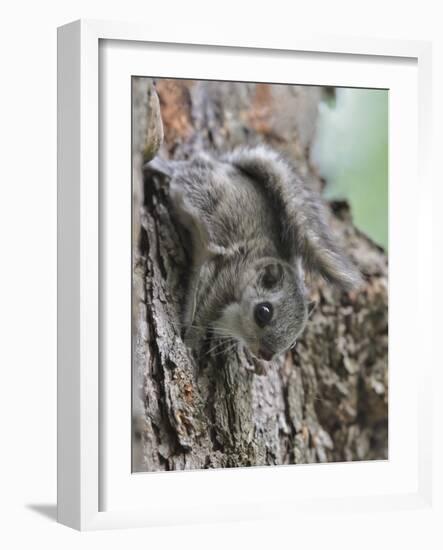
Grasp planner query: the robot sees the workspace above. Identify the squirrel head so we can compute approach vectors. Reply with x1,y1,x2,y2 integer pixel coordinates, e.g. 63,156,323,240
212,257,311,361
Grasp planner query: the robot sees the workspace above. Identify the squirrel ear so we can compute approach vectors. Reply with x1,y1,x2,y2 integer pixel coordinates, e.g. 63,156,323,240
260,261,284,288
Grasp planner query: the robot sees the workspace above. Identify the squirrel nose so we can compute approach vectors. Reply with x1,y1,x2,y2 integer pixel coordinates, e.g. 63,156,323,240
258,347,273,361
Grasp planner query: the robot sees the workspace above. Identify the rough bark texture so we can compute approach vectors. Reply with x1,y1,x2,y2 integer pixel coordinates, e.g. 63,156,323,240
132,78,388,472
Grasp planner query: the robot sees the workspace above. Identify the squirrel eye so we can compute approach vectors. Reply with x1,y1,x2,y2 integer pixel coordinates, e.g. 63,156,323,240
254,302,273,327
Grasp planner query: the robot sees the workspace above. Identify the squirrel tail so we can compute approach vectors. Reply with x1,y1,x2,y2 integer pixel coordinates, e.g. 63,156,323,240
224,145,362,291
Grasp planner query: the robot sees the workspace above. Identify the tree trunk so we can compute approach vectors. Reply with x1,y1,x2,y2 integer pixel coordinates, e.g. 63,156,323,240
132,77,388,472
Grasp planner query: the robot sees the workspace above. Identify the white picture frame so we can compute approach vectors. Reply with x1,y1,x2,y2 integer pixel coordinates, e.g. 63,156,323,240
57,19,433,531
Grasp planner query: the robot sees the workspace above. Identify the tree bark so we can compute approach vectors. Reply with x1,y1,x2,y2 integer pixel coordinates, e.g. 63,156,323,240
132,78,388,472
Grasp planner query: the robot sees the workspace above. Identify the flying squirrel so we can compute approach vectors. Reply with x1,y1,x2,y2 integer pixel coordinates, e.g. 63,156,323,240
145,145,361,362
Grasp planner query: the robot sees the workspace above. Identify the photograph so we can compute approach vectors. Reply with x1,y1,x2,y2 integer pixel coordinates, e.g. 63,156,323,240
131,76,388,473
1,0,436,542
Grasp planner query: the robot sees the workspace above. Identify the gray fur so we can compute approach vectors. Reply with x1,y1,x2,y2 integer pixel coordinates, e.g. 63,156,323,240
146,145,361,360
224,146,362,290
